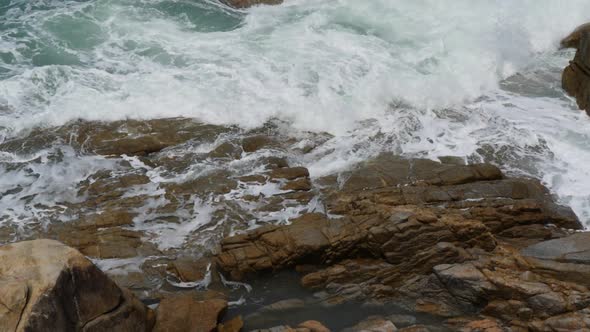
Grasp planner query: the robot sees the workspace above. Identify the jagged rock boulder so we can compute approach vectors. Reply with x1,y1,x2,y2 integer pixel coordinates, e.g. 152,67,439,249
562,23,590,116
0,239,154,332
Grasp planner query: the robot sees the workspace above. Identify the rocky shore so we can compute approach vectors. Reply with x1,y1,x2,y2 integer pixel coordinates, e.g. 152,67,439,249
1,18,590,332
1,114,589,331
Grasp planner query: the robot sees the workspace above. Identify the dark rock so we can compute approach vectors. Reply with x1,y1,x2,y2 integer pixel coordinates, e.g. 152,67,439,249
242,135,278,153
561,23,590,116
521,232,590,264
521,232,590,286
281,178,312,191
386,315,417,328
209,141,243,159
218,315,244,332
222,0,283,9
269,167,310,180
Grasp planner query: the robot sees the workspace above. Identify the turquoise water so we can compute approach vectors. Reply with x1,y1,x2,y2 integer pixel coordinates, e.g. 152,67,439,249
1,0,590,232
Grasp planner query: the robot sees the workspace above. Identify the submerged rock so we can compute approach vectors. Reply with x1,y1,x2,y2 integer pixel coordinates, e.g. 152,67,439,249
0,239,154,332
341,316,397,332
222,0,283,9
561,22,590,116
218,315,244,332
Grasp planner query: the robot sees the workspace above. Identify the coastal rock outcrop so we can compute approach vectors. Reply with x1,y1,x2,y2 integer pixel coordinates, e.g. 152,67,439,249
218,154,580,280
562,23,590,116
217,153,587,331
0,239,155,332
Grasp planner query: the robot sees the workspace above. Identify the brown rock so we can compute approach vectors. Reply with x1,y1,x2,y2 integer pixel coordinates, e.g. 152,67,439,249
0,239,154,332
461,318,504,332
242,135,277,152
341,316,397,332
0,118,229,156
339,154,502,192
167,257,212,282
269,167,310,180
521,232,590,286
561,22,590,116
281,178,312,191
215,154,587,331
208,142,243,159
297,320,330,332
218,315,244,332
153,295,227,332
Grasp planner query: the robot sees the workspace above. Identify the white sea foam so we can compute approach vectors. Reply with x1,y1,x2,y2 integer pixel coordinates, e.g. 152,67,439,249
0,0,589,230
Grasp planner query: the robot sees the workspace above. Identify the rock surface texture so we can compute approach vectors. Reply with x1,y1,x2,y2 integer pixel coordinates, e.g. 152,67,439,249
0,239,155,332
562,22,590,116
217,153,589,331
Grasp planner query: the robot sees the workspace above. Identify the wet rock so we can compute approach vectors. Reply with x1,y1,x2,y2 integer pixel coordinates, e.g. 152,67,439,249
263,156,290,169
460,318,505,332
327,154,580,232
238,174,268,183
242,135,278,153
245,299,307,327
250,326,295,332
164,169,238,196
209,141,243,160
269,167,310,180
216,154,588,331
50,218,158,259
341,316,397,332
386,315,417,328
218,315,244,332
297,320,330,332
396,326,433,332
437,156,466,166
561,22,590,116
0,118,230,156
153,294,227,332
338,154,502,192
48,216,157,259
281,178,312,191
0,239,154,331
223,0,283,9
76,118,228,156
167,257,212,282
